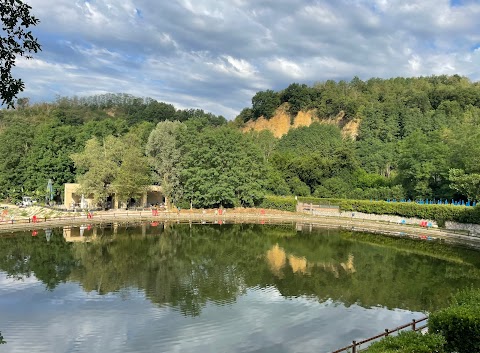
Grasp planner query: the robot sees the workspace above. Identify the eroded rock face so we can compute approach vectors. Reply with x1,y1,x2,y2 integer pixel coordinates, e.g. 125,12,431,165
242,104,359,139
242,105,292,138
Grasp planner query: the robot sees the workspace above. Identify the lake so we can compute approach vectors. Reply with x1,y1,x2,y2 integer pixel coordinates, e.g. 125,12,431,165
1,223,480,353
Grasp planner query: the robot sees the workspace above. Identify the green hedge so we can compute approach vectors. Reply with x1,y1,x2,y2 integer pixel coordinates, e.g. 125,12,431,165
429,288,480,353
298,197,480,225
364,331,445,353
259,195,296,212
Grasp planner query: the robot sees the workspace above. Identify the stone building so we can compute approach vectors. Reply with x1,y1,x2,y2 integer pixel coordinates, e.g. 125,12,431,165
63,183,164,210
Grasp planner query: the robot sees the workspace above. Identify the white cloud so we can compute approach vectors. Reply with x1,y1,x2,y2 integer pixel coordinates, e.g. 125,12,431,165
408,55,422,73
16,57,77,71
12,0,480,118
266,58,304,79
0,281,426,353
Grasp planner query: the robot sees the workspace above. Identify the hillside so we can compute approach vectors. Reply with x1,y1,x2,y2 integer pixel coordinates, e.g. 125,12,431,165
236,75,480,142
242,103,360,138
1,75,480,205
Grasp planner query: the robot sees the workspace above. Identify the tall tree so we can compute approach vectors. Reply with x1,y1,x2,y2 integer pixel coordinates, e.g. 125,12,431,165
70,136,122,205
280,83,313,115
397,130,451,199
111,147,151,206
251,90,281,120
146,121,187,204
449,169,480,200
1,0,41,107
22,120,80,198
247,129,277,163
72,134,151,207
0,120,34,200
181,126,266,208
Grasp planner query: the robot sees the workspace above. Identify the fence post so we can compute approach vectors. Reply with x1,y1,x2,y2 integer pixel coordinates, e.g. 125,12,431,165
385,329,389,336
352,341,357,353
412,319,416,331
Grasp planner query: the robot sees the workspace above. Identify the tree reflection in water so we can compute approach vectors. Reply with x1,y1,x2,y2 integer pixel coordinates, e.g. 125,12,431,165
1,223,480,316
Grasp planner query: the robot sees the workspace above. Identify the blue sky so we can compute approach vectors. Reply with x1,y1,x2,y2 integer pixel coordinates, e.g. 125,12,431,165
12,0,480,118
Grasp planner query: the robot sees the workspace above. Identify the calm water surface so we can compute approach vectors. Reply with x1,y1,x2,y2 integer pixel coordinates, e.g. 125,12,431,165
1,223,480,353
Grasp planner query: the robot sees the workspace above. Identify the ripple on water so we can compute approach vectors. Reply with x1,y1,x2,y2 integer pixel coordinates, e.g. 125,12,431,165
0,280,425,353
0,273,42,292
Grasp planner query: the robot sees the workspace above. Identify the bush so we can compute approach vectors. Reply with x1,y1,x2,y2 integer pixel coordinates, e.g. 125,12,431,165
176,199,191,210
451,287,480,307
364,331,445,353
259,195,296,212
297,197,480,225
429,288,480,353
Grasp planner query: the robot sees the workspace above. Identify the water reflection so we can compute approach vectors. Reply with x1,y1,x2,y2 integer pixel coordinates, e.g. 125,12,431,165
1,223,480,352
1,223,480,313
266,244,356,278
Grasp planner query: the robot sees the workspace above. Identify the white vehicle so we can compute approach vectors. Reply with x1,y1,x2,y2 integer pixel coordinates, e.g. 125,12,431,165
21,196,35,207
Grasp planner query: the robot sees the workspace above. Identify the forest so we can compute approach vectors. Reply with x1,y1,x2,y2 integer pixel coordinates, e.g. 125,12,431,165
0,75,480,208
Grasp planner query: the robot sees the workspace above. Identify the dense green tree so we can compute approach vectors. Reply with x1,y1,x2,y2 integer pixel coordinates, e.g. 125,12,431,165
280,83,313,115
111,147,151,206
0,121,35,200
174,109,226,126
271,123,370,197
0,0,41,107
449,169,480,201
135,101,176,124
234,107,254,125
22,120,80,199
146,121,187,204
264,166,291,195
276,123,343,157
397,130,451,199
356,139,396,176
72,133,152,207
314,177,351,198
247,129,277,163
81,117,129,139
251,90,281,120
181,126,267,207
71,136,122,205
450,121,480,175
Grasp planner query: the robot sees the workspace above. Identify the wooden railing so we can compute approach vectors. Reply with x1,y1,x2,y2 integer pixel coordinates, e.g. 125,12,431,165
331,317,428,353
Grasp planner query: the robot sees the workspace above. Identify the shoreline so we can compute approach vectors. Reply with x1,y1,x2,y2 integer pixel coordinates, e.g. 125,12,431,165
1,209,480,249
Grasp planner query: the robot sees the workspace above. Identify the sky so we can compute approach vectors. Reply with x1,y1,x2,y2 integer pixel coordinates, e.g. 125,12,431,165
11,0,480,119
1,273,422,353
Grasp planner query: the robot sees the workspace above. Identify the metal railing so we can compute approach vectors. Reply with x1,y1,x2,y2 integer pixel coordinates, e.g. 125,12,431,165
331,317,428,353
0,210,300,230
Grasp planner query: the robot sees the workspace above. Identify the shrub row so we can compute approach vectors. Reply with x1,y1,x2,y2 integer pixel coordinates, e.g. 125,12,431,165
298,197,480,225
365,288,480,353
429,288,480,353
365,331,445,353
259,195,296,212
